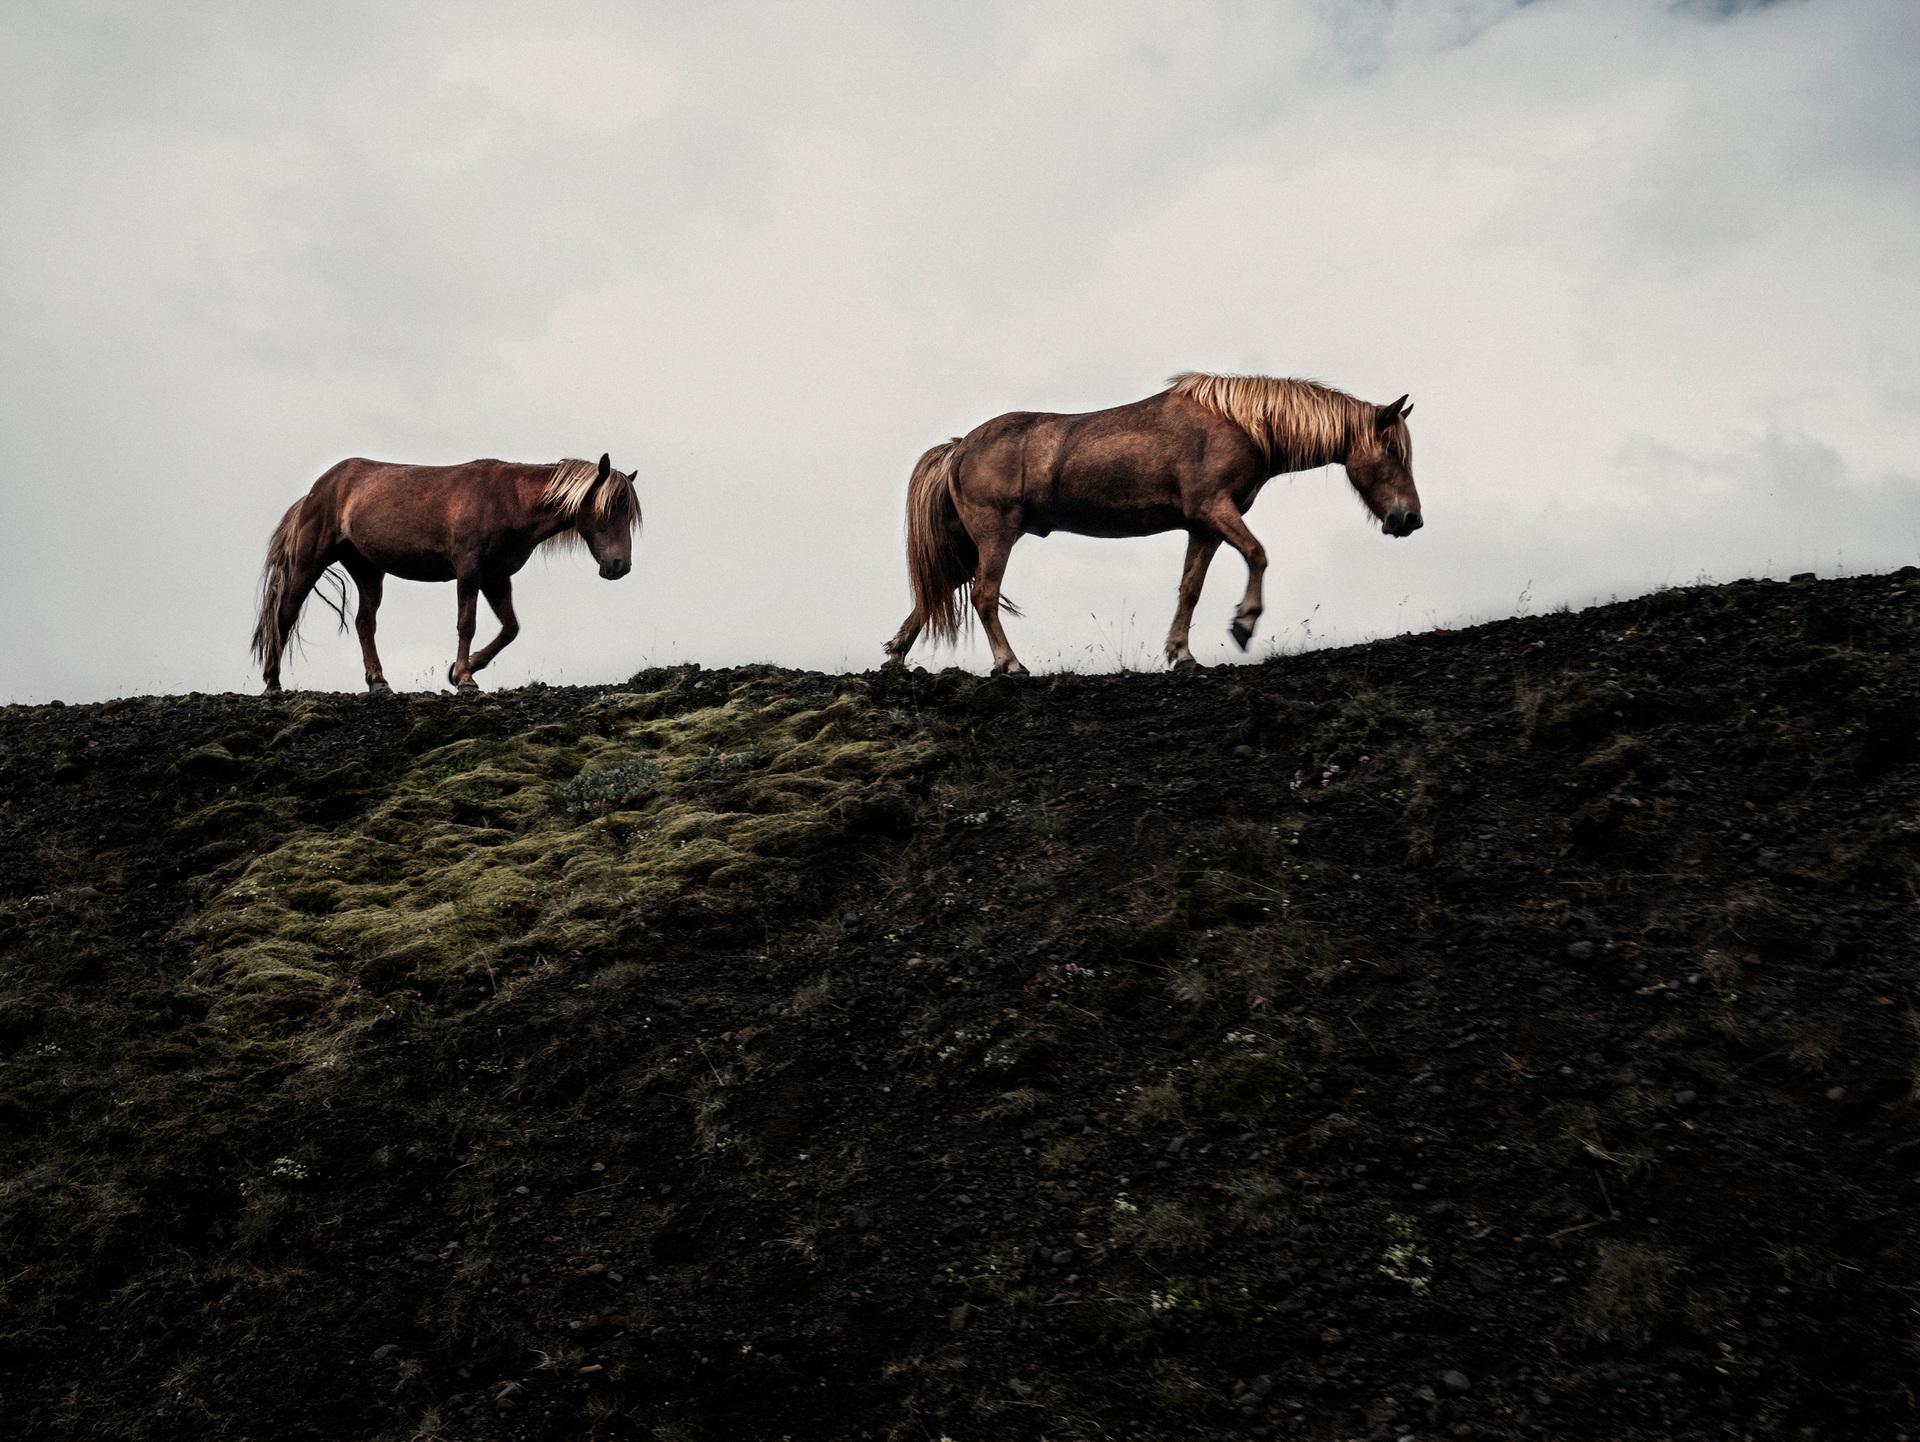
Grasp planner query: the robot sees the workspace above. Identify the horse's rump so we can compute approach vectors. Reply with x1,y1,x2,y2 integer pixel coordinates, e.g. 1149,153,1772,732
251,494,348,670
902,439,978,643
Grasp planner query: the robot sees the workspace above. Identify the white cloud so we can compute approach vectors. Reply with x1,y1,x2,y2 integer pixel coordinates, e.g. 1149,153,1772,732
0,0,1914,700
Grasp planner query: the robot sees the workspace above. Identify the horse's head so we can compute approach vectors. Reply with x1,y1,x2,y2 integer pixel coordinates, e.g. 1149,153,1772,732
1344,396,1423,538
577,453,641,579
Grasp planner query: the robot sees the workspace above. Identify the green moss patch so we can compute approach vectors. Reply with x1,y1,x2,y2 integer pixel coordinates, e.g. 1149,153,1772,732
183,678,932,1073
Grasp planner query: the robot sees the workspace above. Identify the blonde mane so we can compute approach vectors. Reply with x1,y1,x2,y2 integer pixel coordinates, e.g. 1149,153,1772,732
539,457,640,549
1168,371,1389,471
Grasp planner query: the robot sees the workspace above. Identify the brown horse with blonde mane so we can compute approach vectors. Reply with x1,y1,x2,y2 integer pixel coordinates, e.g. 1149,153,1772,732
252,454,640,694
885,371,1422,674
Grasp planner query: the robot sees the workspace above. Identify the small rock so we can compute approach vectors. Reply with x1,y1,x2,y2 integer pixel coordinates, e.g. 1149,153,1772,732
371,1344,400,1362
1441,1369,1472,1394
1565,940,1596,963
1826,1086,1847,1101
1674,1090,1699,1107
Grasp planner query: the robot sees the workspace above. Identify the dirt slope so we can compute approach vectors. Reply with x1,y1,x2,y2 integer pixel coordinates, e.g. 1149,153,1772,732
2,569,1917,1442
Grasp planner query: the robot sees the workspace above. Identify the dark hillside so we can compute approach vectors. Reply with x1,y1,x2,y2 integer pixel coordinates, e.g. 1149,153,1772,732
3,569,1918,1442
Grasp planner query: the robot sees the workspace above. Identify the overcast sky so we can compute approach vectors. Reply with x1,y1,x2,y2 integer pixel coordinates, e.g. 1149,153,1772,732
2,0,1915,701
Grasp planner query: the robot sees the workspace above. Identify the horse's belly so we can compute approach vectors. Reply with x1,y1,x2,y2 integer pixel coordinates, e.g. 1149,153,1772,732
370,552,458,583
1030,455,1187,538
1036,507,1187,539
338,484,460,580
1031,485,1188,538
338,529,458,581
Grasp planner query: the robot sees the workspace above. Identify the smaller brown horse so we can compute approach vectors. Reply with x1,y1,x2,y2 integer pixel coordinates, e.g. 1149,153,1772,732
885,371,1423,674
252,455,640,694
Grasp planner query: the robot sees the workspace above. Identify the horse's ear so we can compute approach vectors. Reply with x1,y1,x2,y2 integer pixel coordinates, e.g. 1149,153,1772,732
596,453,612,483
1376,396,1409,429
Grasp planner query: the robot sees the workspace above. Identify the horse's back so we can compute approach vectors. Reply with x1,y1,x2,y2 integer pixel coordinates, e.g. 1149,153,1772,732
957,391,1263,533
313,459,528,578
315,457,514,491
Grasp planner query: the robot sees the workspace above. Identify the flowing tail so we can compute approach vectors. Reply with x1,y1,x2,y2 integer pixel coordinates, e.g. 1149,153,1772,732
251,496,345,681
902,438,979,644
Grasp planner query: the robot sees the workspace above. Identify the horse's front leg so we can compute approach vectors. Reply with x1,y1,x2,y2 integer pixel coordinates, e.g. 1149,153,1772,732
1206,500,1268,650
1165,533,1221,668
448,576,481,691
467,577,521,677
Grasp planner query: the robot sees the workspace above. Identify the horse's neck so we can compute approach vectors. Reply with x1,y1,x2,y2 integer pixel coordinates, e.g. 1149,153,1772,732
530,508,576,545
1270,433,1353,477
516,470,577,544
1269,403,1361,477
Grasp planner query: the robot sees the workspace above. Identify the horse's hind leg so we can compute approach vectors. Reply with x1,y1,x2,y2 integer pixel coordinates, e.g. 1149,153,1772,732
1205,500,1268,650
264,532,336,693
341,558,389,692
1165,533,1221,668
467,577,520,677
965,516,1026,676
884,612,922,667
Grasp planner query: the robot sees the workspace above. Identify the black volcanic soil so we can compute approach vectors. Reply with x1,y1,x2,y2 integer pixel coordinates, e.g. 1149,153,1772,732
3,570,1919,1442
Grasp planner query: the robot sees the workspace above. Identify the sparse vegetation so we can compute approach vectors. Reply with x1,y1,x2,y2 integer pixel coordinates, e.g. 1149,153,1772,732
1580,1239,1680,1345
183,677,930,1087
3,574,1919,1441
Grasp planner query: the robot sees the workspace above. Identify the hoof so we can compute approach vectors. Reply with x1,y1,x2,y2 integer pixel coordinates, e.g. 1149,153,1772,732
262,683,282,697
1229,621,1254,651
455,679,480,694
1168,654,1201,671
990,662,1030,678
366,678,392,695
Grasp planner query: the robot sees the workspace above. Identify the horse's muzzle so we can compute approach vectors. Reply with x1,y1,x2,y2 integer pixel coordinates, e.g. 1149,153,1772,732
600,559,631,580
1384,510,1424,538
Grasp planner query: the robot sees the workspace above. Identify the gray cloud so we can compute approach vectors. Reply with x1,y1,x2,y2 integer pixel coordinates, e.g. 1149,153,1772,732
1,0,1915,701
